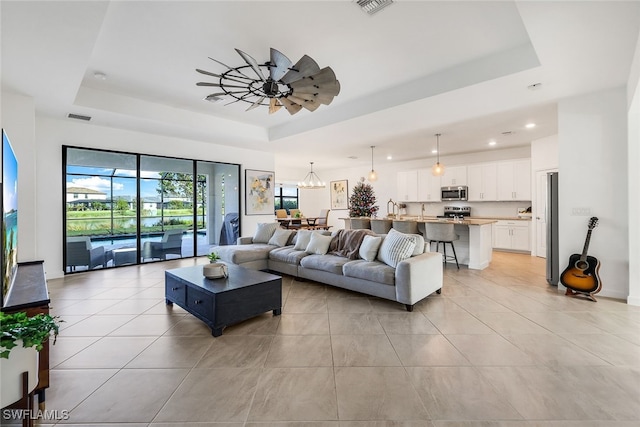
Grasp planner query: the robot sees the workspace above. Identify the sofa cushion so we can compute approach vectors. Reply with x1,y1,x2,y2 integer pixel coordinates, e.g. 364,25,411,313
377,228,417,268
268,228,295,247
306,233,332,255
216,243,275,264
300,254,351,275
269,246,309,265
343,260,395,286
253,222,279,243
294,229,313,251
359,235,383,262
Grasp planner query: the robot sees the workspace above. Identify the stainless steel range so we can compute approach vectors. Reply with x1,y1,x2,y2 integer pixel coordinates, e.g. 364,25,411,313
438,206,471,219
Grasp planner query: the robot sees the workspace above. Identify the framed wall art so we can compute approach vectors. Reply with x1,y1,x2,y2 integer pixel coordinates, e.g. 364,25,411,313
330,179,349,210
245,169,275,215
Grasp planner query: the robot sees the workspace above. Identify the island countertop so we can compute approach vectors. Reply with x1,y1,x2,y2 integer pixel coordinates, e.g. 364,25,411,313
360,217,498,226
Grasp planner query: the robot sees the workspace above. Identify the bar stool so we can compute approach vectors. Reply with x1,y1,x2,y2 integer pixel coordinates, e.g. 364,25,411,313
350,218,371,229
371,219,393,234
392,220,419,234
424,223,460,269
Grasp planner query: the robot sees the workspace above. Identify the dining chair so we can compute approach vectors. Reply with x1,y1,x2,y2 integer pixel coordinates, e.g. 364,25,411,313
275,209,287,218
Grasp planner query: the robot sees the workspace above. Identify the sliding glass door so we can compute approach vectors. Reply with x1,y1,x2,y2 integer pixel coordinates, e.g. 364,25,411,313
64,146,240,273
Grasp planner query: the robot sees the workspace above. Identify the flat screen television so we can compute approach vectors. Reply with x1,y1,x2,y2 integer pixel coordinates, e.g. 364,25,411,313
1,129,18,308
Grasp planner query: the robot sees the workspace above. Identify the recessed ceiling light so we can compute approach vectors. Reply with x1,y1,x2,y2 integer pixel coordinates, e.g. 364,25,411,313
488,141,497,146
431,149,438,154
525,123,536,129
386,155,392,160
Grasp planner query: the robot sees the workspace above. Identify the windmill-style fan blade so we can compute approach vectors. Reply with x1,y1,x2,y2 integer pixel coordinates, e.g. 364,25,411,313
246,96,266,111
289,91,336,106
204,90,249,101
235,48,266,82
280,97,303,115
280,55,320,84
196,69,250,86
207,57,253,80
287,95,321,112
291,80,340,97
196,82,247,89
269,48,292,82
269,98,282,114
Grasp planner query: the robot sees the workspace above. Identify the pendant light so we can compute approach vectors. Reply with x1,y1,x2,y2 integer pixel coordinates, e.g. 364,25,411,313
368,145,378,182
431,133,445,176
297,162,326,189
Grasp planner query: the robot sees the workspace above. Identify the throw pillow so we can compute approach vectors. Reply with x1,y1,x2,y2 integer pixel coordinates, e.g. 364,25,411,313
268,228,294,247
305,232,333,255
359,235,383,262
377,228,417,268
253,222,279,243
294,229,313,251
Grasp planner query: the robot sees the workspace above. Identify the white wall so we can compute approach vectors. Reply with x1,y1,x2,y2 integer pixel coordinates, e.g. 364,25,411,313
15,112,274,279
558,87,629,300
1,91,37,261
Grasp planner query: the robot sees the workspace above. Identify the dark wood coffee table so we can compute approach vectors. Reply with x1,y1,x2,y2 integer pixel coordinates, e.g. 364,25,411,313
165,263,281,337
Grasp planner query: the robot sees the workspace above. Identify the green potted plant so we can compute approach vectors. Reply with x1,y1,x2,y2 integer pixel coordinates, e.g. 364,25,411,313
0,311,61,407
204,251,227,279
207,251,220,263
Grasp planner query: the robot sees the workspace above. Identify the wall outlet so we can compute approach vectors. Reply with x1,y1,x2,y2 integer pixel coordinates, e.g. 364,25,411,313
571,207,591,216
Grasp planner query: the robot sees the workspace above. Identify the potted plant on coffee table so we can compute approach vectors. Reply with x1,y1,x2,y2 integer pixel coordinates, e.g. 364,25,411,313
0,311,61,408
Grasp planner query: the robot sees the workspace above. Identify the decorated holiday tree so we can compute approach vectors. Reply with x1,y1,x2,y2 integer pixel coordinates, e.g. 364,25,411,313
349,179,379,217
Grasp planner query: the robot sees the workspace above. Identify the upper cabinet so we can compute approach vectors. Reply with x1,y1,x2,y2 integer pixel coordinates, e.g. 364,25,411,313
417,169,441,202
397,170,418,201
496,159,531,201
467,163,497,201
440,166,467,187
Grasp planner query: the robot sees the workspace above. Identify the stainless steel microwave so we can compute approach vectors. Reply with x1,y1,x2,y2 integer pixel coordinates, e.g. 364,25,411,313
441,186,468,201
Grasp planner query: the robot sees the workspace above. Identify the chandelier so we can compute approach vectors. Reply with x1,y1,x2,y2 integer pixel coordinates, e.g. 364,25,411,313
196,48,340,115
298,162,326,189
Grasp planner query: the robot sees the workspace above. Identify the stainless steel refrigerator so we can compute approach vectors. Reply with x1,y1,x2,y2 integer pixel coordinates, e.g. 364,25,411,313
546,172,559,285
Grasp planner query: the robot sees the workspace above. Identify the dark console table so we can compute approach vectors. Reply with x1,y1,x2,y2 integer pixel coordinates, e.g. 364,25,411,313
165,264,281,336
2,261,50,418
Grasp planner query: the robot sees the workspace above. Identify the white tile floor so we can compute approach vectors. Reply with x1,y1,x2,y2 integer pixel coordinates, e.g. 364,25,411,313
20,252,640,425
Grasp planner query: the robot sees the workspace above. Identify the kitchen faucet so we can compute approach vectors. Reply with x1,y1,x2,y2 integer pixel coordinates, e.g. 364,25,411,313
420,203,426,220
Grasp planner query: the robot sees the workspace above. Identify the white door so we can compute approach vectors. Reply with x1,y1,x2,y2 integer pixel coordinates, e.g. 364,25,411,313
535,170,548,257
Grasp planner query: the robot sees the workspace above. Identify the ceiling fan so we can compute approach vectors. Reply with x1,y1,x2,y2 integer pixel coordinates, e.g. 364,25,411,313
196,48,340,115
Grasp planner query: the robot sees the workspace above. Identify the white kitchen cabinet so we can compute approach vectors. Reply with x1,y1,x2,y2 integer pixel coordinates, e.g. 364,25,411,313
440,166,467,187
417,169,441,201
467,163,497,201
497,159,531,200
492,220,530,251
397,170,418,201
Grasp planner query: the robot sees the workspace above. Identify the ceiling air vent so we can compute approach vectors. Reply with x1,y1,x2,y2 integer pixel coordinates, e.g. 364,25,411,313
357,0,393,15
67,113,91,121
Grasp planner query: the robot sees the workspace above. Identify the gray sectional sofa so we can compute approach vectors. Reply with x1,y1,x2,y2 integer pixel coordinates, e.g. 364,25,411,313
215,226,443,311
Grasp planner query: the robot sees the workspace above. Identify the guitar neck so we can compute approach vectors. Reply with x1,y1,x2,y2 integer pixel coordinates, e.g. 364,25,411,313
580,229,593,262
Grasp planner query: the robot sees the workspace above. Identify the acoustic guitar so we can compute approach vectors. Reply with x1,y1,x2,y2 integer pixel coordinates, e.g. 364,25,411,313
560,217,601,301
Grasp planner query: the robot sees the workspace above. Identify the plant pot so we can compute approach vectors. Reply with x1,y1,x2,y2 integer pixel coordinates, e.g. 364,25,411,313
203,262,228,279
0,340,39,408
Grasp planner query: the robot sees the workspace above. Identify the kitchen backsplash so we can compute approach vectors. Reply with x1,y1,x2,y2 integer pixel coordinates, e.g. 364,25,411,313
403,201,531,218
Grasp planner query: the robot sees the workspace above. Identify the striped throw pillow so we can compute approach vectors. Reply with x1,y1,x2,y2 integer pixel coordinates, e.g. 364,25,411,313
377,228,417,267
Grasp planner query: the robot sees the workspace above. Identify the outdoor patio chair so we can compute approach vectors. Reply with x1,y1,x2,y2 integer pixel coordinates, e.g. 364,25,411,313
66,236,106,271
142,229,184,260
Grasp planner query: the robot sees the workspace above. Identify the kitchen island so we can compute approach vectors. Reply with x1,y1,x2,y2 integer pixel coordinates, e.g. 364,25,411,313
343,217,496,270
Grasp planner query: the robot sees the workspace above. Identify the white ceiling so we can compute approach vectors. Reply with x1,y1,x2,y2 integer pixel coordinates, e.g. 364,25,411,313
2,1,640,171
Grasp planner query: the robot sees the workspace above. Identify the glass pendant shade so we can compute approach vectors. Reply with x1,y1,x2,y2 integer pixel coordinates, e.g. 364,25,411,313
432,162,445,176
368,145,378,182
297,162,326,189
431,133,445,176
